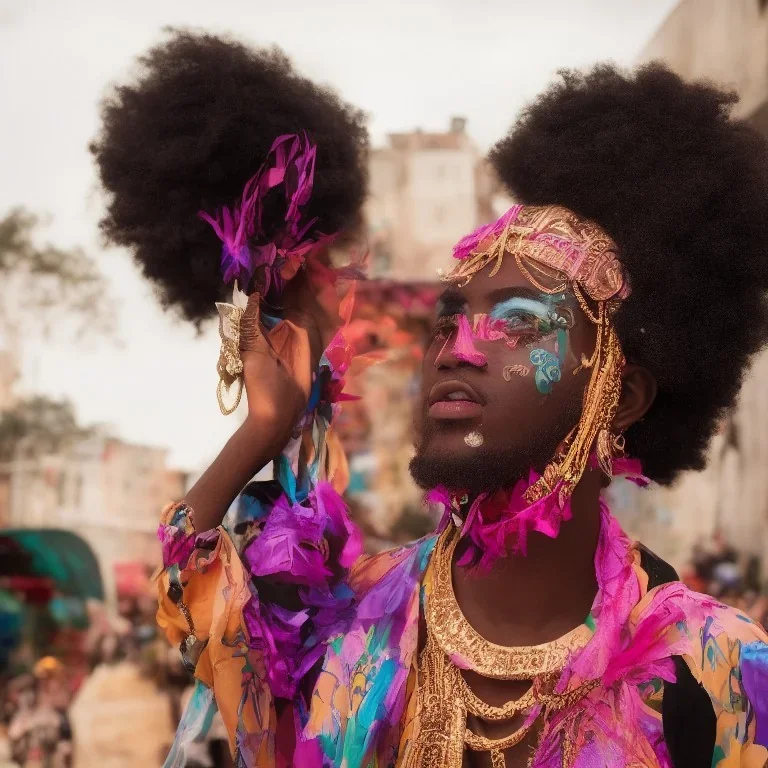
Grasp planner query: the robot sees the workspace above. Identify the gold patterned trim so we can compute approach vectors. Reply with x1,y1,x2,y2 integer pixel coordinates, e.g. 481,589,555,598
427,527,590,680
457,672,535,720
464,722,532,752
524,301,624,505
445,205,628,303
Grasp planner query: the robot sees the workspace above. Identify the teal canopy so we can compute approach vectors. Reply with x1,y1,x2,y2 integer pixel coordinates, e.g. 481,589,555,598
1,529,104,601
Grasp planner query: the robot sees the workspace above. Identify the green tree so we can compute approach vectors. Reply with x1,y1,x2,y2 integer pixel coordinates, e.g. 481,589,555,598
0,208,115,343
0,396,93,462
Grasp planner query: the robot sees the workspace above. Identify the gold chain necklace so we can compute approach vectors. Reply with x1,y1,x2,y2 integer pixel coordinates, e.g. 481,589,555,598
457,671,535,721
403,527,594,768
427,527,590,680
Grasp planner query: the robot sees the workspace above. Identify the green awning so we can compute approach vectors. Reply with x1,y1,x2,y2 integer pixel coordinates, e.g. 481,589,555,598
0,588,23,661
0,529,104,601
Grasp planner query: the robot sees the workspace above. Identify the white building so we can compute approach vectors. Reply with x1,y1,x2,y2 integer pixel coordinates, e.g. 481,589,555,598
366,118,503,282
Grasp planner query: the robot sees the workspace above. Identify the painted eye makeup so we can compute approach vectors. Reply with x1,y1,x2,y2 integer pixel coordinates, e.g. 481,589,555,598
430,290,466,346
487,294,576,394
489,295,573,337
433,312,460,340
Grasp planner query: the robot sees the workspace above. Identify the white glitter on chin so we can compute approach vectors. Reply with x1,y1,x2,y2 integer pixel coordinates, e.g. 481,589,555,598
464,430,484,448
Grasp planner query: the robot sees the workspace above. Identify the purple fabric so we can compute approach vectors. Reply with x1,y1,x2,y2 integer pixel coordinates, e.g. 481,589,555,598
314,482,364,569
291,707,324,766
244,492,331,588
157,523,196,569
305,537,434,766
240,483,362,701
352,554,415,650
199,132,322,291
572,503,641,681
533,505,702,767
742,641,768,747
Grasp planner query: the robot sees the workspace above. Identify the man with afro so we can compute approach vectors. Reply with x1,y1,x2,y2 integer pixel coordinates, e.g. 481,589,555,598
93,31,768,768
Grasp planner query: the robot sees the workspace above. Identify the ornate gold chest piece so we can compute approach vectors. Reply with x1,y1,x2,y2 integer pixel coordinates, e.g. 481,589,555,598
403,528,595,768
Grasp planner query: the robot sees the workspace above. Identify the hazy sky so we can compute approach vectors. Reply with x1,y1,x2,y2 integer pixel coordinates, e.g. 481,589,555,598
0,0,677,470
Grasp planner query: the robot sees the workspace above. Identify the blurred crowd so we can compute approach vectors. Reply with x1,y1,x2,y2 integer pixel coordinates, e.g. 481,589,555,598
0,658,72,768
0,587,235,768
682,531,768,628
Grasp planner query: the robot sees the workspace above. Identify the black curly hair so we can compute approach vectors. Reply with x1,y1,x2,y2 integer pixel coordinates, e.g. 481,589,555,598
91,29,369,326
490,63,768,485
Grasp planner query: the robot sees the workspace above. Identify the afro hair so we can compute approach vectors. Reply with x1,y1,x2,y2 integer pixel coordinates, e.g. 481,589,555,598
91,29,369,326
490,63,768,485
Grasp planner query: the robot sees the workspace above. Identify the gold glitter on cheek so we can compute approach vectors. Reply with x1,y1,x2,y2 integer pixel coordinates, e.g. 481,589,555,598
503,364,530,381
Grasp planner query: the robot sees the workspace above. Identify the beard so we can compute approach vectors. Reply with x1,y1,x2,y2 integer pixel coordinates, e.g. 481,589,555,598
409,397,584,496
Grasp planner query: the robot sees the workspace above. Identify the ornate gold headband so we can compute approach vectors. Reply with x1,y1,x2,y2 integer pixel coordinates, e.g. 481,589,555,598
445,204,630,505
448,204,629,302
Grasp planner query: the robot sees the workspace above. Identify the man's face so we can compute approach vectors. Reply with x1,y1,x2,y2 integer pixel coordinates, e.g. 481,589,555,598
410,256,595,493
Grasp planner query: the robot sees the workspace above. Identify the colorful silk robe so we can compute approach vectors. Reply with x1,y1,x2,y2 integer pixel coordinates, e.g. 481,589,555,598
157,497,768,767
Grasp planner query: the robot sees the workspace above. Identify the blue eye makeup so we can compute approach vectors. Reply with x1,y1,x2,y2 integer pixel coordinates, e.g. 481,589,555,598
490,297,551,323
489,295,572,336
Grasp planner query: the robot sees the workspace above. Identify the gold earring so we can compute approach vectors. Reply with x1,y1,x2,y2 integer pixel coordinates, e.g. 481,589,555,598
595,429,625,478
215,283,258,416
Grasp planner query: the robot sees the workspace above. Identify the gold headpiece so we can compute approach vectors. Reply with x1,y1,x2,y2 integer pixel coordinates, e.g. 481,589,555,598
445,204,630,504
449,204,628,302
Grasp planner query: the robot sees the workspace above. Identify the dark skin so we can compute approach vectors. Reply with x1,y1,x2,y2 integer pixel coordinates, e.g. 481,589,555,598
183,250,656,768
186,258,342,532
414,256,657,767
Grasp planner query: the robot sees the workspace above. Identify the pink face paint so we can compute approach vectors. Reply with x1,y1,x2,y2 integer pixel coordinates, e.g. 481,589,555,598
472,314,507,342
474,313,522,351
433,312,526,369
451,315,487,366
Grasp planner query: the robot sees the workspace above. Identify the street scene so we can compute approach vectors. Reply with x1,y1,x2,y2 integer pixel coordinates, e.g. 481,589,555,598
2,0,768,765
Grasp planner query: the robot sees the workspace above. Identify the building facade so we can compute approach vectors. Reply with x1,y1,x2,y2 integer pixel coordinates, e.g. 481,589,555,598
625,0,768,568
640,0,768,131
366,118,505,282
0,429,187,604
0,349,18,413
